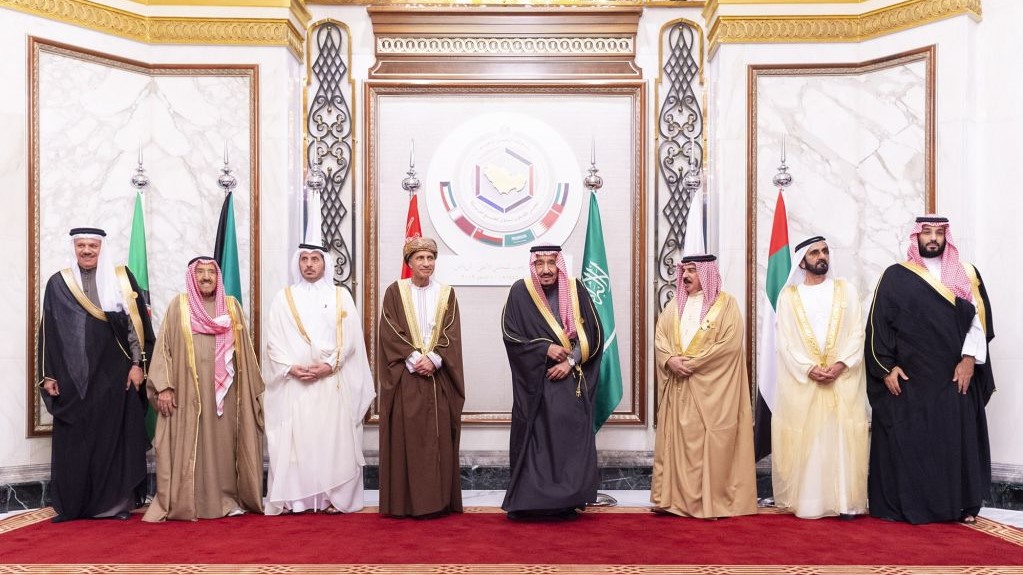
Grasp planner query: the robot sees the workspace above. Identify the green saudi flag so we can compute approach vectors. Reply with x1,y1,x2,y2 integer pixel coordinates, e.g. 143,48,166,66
581,191,623,432
127,191,156,440
214,191,243,304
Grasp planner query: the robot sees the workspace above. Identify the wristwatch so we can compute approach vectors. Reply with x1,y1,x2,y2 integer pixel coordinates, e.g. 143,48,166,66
567,356,577,368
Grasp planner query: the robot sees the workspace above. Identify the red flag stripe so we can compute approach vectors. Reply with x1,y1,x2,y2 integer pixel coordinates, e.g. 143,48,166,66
768,190,789,256
401,194,422,279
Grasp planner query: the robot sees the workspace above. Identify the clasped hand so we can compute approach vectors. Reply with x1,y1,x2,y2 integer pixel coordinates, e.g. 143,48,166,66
666,356,693,378
289,363,334,382
546,344,572,381
412,355,437,377
809,362,846,385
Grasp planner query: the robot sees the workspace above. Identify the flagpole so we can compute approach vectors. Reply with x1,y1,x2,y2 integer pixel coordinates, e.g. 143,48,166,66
581,138,623,509
214,139,243,304
128,144,154,440
753,139,795,467
304,159,326,246
400,139,422,279
681,135,704,255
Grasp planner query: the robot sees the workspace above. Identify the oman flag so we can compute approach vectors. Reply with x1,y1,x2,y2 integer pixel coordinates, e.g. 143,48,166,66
754,189,791,460
400,193,422,279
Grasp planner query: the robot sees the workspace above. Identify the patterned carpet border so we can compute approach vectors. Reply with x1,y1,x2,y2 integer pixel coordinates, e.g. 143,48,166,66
0,507,56,534
2,505,1022,575
0,565,1022,574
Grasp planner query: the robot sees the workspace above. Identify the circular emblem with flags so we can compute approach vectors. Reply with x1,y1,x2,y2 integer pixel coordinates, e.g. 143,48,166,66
426,112,583,256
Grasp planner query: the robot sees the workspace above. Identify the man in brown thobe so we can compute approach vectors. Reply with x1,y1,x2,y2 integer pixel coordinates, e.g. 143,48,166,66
143,257,264,522
377,237,465,518
652,254,757,518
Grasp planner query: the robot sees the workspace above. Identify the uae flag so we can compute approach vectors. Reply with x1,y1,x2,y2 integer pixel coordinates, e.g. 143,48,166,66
400,193,422,279
581,191,622,432
214,191,243,304
127,190,156,440
754,189,791,460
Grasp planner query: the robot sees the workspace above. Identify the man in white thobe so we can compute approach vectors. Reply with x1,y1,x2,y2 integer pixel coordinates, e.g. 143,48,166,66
263,243,376,514
771,236,869,519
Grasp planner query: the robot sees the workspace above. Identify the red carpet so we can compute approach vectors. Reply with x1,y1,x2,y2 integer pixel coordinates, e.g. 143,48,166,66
1,507,1022,574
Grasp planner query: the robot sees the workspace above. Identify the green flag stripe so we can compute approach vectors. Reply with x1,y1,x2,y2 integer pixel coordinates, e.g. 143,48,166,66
215,192,243,305
765,247,791,308
581,192,623,432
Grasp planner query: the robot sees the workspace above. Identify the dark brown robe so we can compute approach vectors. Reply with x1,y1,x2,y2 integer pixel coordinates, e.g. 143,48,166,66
377,280,465,517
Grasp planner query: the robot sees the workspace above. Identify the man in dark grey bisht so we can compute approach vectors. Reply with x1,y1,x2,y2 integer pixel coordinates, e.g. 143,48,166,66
38,227,154,522
501,245,604,520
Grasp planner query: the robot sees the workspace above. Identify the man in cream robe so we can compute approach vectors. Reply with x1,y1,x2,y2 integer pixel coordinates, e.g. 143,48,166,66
652,254,757,518
144,257,264,522
377,237,465,518
263,244,375,514
771,236,868,519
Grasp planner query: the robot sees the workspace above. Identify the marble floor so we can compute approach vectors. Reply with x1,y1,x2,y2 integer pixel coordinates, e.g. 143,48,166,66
4,490,1021,528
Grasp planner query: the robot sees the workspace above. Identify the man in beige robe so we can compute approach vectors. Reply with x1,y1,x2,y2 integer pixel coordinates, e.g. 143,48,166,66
771,236,868,519
144,257,264,522
652,254,757,518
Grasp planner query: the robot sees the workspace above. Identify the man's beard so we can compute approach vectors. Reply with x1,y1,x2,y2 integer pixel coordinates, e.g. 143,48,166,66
918,238,946,258
804,259,829,276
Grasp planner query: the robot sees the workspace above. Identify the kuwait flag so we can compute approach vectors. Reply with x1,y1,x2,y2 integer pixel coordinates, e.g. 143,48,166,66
400,192,422,279
214,191,243,305
754,189,791,460
581,190,622,432
127,190,156,440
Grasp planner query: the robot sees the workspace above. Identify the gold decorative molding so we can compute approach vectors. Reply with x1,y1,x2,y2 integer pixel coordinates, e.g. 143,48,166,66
1,0,305,59
376,36,635,56
311,0,703,5
707,0,982,57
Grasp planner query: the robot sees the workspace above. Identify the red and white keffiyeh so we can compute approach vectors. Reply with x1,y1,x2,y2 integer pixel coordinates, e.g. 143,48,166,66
675,255,721,321
906,216,973,302
529,249,577,340
185,258,236,416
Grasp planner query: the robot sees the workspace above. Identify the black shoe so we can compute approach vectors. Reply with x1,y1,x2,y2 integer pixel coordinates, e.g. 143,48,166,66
113,511,131,520
50,515,68,524
506,511,524,521
838,513,860,521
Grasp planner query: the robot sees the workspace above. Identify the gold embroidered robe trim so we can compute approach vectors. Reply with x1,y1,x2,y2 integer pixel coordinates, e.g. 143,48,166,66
284,286,347,370
679,293,727,357
899,262,955,304
964,264,987,331
59,268,107,321
785,279,847,368
522,276,591,363
397,279,452,354
114,265,146,358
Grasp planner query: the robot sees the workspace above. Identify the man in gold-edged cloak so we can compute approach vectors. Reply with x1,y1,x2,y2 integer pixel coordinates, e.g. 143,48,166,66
501,245,603,520
771,236,868,519
377,237,465,518
143,256,264,522
652,254,757,518
39,227,154,522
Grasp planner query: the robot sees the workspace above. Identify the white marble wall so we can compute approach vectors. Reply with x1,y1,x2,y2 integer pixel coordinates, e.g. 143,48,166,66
0,9,302,470
37,49,254,328
711,11,1023,470
753,60,929,341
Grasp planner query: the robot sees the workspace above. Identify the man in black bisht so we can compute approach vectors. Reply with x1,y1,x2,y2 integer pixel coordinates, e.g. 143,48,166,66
865,215,995,524
501,245,603,520
38,227,154,522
